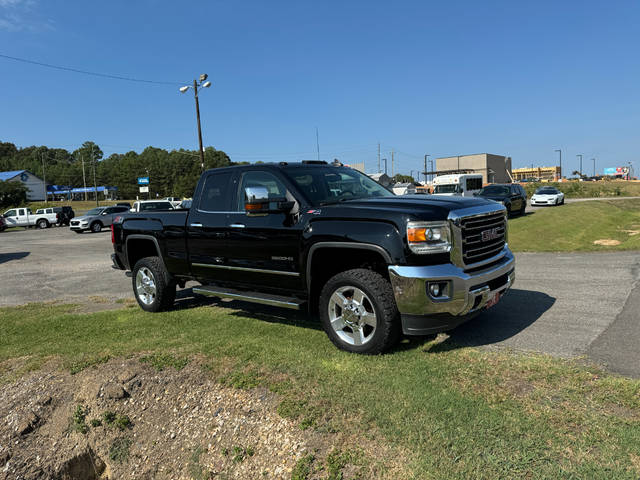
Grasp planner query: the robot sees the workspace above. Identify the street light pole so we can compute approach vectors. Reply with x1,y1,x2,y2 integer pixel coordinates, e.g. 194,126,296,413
180,74,211,172
424,154,430,183
577,154,583,179
555,149,562,181
41,152,47,204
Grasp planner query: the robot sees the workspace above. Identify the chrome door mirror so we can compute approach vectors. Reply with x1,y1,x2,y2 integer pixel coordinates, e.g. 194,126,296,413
244,186,270,214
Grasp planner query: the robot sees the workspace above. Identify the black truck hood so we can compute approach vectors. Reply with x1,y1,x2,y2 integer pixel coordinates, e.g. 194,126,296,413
318,195,501,222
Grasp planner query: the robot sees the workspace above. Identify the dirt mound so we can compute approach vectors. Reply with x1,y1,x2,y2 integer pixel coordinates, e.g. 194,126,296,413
0,357,393,479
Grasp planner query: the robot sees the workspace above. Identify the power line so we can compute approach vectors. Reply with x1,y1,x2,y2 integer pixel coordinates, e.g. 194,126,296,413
0,53,187,86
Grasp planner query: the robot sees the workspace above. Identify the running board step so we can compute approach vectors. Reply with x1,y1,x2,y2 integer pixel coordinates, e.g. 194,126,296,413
192,285,306,310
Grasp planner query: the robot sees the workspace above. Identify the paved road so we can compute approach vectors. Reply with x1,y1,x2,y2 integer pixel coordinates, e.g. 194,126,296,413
1,226,639,376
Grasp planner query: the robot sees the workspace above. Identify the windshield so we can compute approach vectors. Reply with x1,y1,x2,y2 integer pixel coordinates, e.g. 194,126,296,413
140,202,173,211
479,185,510,196
434,184,460,194
282,166,394,206
86,208,105,216
535,188,558,194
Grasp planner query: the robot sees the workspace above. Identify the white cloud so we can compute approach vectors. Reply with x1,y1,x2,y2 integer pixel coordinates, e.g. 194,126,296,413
0,0,51,32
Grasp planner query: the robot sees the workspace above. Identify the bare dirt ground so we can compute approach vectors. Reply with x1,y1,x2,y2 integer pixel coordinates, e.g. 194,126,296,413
0,356,400,480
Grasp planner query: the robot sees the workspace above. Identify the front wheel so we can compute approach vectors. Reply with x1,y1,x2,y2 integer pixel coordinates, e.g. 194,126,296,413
37,219,48,229
319,269,400,354
132,256,176,312
90,222,102,233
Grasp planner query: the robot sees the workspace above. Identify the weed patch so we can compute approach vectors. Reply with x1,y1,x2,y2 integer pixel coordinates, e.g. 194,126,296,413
140,353,188,371
109,437,131,464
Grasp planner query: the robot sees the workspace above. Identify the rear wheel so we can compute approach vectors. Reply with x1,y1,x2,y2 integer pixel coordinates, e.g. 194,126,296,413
132,256,176,312
319,268,400,354
90,221,102,233
36,219,49,229
519,203,526,215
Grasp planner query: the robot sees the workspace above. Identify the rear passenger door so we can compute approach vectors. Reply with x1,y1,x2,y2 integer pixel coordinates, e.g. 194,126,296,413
187,170,238,280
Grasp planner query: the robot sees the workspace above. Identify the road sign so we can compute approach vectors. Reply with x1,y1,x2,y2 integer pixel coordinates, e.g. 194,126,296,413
137,177,150,185
139,186,149,193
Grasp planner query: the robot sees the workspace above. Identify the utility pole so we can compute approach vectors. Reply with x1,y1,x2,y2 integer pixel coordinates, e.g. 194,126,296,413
81,154,88,201
391,150,394,177
382,158,388,175
377,143,381,173
92,149,99,206
429,158,434,182
577,154,583,178
41,152,47,204
555,149,562,181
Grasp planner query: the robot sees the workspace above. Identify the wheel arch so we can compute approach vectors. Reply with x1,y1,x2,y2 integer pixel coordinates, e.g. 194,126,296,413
125,234,166,271
306,242,392,311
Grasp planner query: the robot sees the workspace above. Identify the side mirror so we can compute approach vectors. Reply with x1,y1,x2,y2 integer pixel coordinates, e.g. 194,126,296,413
244,186,270,214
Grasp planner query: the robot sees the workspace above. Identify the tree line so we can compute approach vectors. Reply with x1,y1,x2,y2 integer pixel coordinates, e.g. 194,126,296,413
0,140,238,200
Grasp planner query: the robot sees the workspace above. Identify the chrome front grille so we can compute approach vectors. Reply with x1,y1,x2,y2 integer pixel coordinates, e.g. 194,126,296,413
459,211,506,265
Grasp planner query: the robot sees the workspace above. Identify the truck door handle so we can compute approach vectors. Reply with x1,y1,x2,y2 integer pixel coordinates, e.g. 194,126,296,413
229,223,245,228
190,223,203,228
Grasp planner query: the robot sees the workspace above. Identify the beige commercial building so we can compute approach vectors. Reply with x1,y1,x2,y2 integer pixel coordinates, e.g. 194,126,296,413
512,166,561,182
435,154,513,184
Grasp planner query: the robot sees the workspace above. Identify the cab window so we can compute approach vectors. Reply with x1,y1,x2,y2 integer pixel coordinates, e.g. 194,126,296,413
465,178,482,190
198,172,234,212
236,171,288,211
18,209,26,216
4,209,16,217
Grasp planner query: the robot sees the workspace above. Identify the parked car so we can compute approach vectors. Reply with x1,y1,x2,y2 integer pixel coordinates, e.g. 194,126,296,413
476,184,527,217
3,207,57,229
164,197,182,208
70,205,131,233
111,161,515,354
129,200,175,213
178,199,192,209
52,206,75,226
530,186,564,206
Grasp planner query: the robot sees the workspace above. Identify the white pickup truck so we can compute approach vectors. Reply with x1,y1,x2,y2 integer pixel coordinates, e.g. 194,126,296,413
2,207,59,229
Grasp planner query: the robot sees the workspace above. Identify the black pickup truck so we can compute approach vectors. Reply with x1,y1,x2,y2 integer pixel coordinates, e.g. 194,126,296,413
111,161,515,354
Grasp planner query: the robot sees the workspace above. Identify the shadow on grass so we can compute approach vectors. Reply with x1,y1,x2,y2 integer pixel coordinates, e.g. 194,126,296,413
0,251,30,265
173,287,555,351
431,288,556,352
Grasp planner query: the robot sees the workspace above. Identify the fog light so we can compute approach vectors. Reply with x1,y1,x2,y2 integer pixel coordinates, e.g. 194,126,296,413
429,283,440,297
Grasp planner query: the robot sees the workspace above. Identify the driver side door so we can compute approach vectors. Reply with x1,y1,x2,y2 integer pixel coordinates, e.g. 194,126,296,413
224,170,305,293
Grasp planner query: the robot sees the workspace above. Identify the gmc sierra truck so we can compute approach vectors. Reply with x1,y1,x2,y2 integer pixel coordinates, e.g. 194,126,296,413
111,161,515,354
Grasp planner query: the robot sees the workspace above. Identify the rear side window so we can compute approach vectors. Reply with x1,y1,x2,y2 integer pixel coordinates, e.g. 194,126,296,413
199,172,233,212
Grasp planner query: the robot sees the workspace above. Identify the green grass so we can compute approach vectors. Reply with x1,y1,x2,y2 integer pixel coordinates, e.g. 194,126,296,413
509,199,640,252
523,181,640,199
1,303,640,479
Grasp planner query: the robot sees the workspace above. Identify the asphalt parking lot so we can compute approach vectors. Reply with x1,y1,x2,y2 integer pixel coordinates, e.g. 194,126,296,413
1,225,639,376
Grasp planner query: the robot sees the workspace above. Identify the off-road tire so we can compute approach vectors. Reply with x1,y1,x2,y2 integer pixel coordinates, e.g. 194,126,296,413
37,219,48,229
132,256,176,312
319,268,401,354
90,221,102,233
519,203,526,216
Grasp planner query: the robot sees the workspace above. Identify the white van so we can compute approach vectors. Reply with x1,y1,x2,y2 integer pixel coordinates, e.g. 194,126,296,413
432,174,483,197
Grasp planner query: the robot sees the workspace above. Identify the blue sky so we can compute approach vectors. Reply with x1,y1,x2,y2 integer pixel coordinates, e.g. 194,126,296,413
1,0,638,177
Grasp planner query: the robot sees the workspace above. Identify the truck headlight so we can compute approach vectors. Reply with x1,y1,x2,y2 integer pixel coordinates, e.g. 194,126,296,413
407,221,451,254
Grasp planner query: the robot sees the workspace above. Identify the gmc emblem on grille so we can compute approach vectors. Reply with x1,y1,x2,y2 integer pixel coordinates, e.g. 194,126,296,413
481,228,501,242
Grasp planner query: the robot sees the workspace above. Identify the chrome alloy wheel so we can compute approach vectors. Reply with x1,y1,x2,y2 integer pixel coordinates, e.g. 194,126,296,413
135,267,157,305
328,286,377,346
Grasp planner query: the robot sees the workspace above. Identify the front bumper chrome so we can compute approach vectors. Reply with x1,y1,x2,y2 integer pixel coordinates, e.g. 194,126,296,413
388,248,515,335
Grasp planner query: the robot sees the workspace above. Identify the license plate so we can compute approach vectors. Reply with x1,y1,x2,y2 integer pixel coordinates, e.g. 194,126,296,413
485,291,501,309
